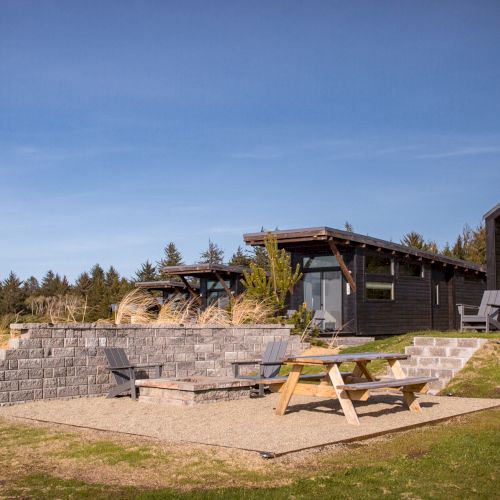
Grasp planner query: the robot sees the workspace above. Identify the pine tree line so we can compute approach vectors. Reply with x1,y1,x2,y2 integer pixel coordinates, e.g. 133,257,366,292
400,222,486,265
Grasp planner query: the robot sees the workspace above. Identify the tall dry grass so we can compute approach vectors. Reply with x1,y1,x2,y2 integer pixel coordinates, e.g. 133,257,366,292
115,289,159,324
25,295,88,323
115,292,275,326
229,296,275,325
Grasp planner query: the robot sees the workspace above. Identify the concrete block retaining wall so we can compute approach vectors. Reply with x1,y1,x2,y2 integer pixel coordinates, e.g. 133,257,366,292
0,323,299,406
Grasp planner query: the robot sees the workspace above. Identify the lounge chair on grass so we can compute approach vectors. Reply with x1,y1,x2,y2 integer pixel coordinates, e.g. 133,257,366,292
458,290,500,332
104,347,163,400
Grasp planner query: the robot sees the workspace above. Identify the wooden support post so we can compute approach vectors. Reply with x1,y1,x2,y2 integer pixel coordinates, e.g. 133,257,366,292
328,239,356,293
328,363,360,425
389,359,422,412
179,276,201,303
353,361,375,381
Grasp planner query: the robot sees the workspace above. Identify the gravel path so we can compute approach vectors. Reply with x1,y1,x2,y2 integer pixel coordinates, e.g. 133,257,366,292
1,394,498,455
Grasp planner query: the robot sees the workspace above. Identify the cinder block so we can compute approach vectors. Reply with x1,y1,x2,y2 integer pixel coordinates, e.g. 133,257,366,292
5,369,29,380
0,380,19,391
434,338,458,347
19,379,43,390
43,388,57,399
51,347,75,357
439,358,465,369
194,344,214,353
18,339,42,349
57,386,80,397
10,389,34,402
29,369,43,378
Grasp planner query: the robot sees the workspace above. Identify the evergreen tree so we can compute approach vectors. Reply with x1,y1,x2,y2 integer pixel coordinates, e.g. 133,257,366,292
228,246,253,267
74,272,92,295
86,264,108,321
344,221,354,232
241,234,302,313
251,246,269,271
451,235,465,260
198,240,224,265
0,271,26,314
157,242,183,279
401,231,426,249
134,260,158,282
23,276,40,296
40,270,69,296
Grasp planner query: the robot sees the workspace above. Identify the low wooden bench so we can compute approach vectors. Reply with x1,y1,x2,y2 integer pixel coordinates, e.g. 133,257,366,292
337,376,437,408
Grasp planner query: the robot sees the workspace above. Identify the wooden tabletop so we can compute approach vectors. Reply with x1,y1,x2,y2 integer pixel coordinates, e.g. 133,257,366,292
285,352,409,365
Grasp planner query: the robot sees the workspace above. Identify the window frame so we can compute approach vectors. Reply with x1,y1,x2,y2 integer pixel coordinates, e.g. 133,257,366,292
398,260,424,279
365,280,395,301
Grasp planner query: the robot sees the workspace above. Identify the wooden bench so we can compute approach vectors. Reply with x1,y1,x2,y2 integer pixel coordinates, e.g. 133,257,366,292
337,376,437,411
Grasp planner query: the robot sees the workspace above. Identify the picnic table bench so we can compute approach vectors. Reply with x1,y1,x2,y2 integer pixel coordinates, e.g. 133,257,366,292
275,352,437,425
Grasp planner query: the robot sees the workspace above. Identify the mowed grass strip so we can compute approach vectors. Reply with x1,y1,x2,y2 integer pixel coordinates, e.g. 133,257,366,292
2,408,499,499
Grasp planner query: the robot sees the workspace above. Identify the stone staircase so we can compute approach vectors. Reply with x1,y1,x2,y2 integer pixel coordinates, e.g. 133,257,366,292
398,337,488,394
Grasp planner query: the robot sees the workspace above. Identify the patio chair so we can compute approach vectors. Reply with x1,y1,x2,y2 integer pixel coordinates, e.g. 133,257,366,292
231,340,326,396
458,290,500,332
104,348,163,400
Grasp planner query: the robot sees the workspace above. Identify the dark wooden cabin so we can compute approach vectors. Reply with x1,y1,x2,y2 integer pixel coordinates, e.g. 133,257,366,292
244,227,486,336
485,203,500,290
161,264,247,308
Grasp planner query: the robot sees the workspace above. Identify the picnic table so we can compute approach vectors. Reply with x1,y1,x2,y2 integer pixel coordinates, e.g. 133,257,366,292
275,352,437,425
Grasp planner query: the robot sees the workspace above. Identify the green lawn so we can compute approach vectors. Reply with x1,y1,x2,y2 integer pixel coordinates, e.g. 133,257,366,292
1,408,498,498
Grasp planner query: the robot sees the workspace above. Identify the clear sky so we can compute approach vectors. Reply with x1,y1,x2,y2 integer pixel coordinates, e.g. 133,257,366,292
1,1,499,281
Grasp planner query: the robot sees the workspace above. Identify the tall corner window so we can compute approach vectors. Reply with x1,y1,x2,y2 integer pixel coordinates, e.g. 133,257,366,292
365,255,394,275
399,261,423,278
366,281,394,300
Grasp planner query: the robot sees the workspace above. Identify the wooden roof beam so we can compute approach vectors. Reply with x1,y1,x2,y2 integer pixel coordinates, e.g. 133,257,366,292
214,271,234,301
328,239,356,293
179,276,202,303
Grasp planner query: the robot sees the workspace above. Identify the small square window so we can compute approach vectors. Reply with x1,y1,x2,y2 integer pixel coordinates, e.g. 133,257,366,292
366,281,394,300
400,262,423,278
366,255,393,275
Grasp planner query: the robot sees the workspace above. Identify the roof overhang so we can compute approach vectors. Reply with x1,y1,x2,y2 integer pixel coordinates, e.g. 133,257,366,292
135,280,199,291
161,263,248,279
243,227,486,273
484,203,500,221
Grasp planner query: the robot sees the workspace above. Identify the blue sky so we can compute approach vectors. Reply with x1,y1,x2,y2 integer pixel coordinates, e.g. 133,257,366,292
1,1,499,281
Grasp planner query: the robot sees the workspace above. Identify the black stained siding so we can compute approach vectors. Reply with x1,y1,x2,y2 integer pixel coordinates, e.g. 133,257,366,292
287,247,486,336
355,249,433,336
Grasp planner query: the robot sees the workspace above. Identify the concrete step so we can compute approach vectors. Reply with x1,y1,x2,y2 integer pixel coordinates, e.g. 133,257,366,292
334,336,375,347
400,337,488,395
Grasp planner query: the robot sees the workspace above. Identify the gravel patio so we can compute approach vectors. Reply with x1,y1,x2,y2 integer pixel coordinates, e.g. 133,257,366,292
1,393,498,456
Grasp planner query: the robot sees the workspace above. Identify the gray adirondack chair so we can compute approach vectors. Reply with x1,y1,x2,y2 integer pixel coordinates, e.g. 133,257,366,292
458,290,500,332
104,348,163,400
231,340,322,396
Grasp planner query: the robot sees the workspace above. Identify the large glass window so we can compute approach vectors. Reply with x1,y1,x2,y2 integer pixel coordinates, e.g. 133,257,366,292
399,261,423,278
365,255,393,275
366,281,394,300
303,255,339,269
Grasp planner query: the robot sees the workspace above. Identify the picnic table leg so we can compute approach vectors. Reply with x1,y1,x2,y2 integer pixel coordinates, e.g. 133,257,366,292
353,361,375,381
388,359,421,413
328,363,360,425
275,364,303,416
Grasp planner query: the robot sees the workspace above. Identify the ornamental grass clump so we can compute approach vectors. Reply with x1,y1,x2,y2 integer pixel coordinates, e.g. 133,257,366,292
115,289,159,325
229,295,275,325
155,298,198,325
